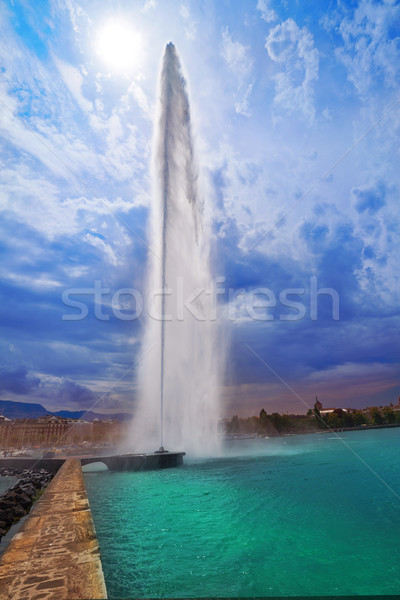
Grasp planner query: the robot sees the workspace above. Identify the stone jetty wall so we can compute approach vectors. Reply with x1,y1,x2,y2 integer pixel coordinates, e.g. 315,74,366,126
0,458,107,600
0,468,53,542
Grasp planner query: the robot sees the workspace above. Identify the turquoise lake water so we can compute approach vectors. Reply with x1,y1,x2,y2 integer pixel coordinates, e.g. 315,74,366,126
84,428,400,597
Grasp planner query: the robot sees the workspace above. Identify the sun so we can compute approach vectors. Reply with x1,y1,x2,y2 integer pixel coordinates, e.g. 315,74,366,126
95,20,142,72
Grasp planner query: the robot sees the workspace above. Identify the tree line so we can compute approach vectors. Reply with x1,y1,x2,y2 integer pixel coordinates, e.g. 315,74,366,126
225,400,400,436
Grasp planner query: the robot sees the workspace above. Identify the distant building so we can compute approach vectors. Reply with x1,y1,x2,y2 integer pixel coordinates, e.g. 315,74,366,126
92,418,121,443
319,408,348,416
0,415,123,448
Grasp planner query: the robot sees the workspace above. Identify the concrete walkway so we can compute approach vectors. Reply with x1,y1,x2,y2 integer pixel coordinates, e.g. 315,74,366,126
0,458,107,600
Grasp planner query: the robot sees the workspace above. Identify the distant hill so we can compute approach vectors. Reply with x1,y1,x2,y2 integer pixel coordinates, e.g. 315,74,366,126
0,400,132,422
0,400,48,419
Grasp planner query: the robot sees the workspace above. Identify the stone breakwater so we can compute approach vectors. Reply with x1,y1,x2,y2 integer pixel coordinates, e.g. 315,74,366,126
0,468,53,541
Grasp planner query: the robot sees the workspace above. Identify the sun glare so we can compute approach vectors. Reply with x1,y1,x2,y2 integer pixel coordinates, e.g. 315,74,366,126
95,20,142,72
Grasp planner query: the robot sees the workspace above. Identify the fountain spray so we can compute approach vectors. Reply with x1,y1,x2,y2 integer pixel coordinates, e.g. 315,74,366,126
130,43,222,457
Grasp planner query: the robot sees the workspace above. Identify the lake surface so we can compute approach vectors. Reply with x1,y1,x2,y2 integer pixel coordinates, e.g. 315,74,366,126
0,476,15,495
84,428,400,597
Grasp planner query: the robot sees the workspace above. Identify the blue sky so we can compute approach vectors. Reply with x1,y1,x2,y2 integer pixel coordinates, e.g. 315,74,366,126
0,0,399,416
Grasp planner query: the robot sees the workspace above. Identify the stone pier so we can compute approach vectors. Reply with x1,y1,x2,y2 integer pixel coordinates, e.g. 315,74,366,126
0,458,107,600
0,451,185,473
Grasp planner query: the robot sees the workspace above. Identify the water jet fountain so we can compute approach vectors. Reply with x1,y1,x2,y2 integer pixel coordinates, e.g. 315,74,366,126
130,43,222,457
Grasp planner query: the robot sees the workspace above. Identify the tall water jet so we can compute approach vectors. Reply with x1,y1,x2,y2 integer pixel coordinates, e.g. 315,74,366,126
129,43,222,456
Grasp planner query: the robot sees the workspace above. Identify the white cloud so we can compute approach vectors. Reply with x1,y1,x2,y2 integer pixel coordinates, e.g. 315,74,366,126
257,0,278,23
322,108,332,121
59,0,89,34
0,166,75,237
333,0,400,99
0,270,64,289
221,28,253,79
179,4,197,39
56,0,91,61
83,232,118,265
0,84,72,179
142,0,156,13
55,58,93,114
265,18,319,120
0,157,135,247
234,81,254,117
220,28,254,117
179,4,190,20
123,80,152,120
308,360,396,385
184,21,197,41
63,265,90,279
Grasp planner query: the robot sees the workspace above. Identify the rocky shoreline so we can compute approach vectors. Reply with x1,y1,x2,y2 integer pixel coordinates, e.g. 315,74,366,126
0,468,53,540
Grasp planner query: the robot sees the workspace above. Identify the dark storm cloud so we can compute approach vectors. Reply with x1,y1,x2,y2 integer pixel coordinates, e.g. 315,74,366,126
0,363,107,408
0,365,40,394
44,379,98,406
